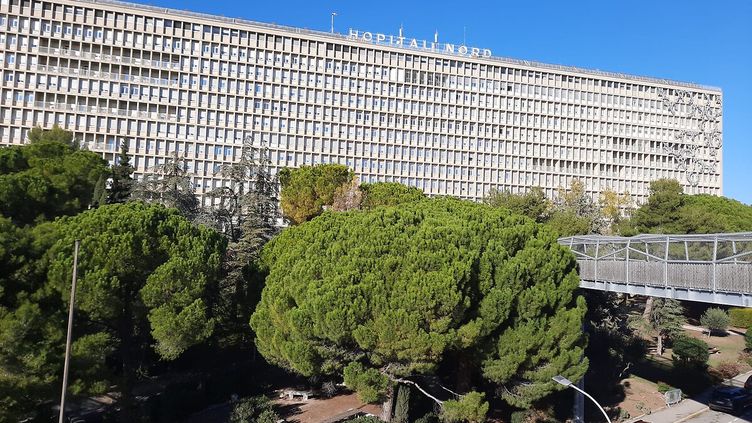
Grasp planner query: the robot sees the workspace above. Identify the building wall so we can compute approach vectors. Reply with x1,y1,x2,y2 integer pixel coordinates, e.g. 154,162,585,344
0,0,723,204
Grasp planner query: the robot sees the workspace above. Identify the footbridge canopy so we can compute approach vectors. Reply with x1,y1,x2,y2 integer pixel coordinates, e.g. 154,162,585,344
558,233,752,307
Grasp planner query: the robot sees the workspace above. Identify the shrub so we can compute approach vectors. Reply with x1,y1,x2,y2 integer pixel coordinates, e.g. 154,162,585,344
656,381,673,393
230,396,277,423
414,413,440,423
441,392,488,423
344,417,381,423
701,308,730,335
714,362,741,379
746,327,752,351
342,362,389,404
321,381,337,398
729,308,752,328
672,336,709,368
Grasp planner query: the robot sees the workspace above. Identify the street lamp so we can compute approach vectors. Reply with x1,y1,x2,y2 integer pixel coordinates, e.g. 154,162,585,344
330,12,337,34
552,375,611,423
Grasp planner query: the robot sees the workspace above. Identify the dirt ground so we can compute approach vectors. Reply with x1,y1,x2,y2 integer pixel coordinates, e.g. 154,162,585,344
614,376,667,419
273,391,381,423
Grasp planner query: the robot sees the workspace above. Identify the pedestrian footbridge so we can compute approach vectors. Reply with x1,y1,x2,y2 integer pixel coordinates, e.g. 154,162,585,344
559,233,752,307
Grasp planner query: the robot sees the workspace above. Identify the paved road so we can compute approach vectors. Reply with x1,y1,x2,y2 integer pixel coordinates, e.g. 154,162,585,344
681,408,752,423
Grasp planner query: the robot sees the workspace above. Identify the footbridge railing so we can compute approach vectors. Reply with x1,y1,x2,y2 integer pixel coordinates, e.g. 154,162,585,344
558,233,752,307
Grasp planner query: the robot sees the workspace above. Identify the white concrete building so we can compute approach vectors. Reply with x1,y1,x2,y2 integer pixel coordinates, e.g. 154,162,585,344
0,0,723,203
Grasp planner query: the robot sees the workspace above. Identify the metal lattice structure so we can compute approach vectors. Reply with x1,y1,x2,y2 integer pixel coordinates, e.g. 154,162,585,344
658,89,723,186
559,233,752,307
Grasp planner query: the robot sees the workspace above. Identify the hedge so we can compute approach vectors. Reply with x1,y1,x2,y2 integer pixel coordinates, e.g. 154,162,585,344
729,308,752,328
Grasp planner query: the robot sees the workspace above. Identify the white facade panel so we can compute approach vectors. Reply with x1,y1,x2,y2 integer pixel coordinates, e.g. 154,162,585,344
0,0,723,204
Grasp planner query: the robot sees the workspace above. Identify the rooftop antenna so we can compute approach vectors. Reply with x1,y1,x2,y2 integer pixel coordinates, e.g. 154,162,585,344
330,12,337,34
434,30,438,43
399,23,403,38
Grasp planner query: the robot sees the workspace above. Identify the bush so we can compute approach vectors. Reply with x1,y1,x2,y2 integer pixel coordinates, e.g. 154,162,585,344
701,308,730,335
729,308,752,328
230,396,278,423
656,381,673,394
714,362,741,379
747,328,752,351
672,336,709,368
441,392,488,423
414,413,440,423
342,362,389,404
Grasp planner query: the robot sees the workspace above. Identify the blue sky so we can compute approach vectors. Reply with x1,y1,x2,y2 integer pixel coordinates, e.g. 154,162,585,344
137,0,751,203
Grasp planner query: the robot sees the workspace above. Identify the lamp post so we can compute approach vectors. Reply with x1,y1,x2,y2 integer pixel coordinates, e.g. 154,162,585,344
330,12,337,34
552,375,611,423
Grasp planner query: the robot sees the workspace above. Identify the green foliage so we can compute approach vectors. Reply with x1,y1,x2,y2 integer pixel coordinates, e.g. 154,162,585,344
108,142,135,204
393,383,411,423
746,327,752,351
729,308,752,328
651,299,686,340
672,336,709,368
0,130,108,224
656,381,674,393
0,203,225,420
700,308,730,335
132,150,200,219
279,164,353,224
28,124,75,146
202,140,279,348
414,413,440,423
546,210,593,237
343,416,382,423
628,179,752,235
547,179,603,235
343,362,389,403
441,391,488,423
484,186,549,223
630,179,685,233
251,198,587,408
360,182,425,209
230,395,278,423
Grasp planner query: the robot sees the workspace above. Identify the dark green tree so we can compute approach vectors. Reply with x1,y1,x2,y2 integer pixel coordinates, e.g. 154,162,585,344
251,198,587,413
393,383,411,423
0,203,225,421
108,141,135,204
700,308,730,336
649,299,686,356
202,138,280,346
630,179,685,233
279,164,353,224
28,124,75,146
0,129,107,224
132,150,199,219
745,327,752,351
360,182,425,209
547,179,603,235
672,336,709,368
484,186,549,223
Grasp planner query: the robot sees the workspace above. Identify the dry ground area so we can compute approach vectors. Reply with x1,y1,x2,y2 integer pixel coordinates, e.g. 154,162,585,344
614,376,667,418
273,391,381,423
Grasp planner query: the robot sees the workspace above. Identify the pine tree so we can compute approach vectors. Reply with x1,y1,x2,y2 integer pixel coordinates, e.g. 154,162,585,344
91,173,108,208
132,149,199,219
393,384,411,423
202,137,280,346
650,299,686,356
108,141,135,203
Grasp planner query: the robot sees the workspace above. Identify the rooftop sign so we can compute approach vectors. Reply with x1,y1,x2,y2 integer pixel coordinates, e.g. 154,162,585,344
347,29,492,58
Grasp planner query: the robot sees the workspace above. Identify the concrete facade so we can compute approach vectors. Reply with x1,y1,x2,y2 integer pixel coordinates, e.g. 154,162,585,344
0,0,723,203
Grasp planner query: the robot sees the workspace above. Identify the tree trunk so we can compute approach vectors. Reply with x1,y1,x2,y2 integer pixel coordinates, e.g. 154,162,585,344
643,296,654,320
381,384,394,422
656,334,663,357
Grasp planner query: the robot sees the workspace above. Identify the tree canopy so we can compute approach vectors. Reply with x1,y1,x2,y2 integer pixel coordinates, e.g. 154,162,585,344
629,179,752,234
279,164,353,224
251,198,587,411
0,202,225,421
360,182,426,209
484,186,549,223
0,128,107,224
